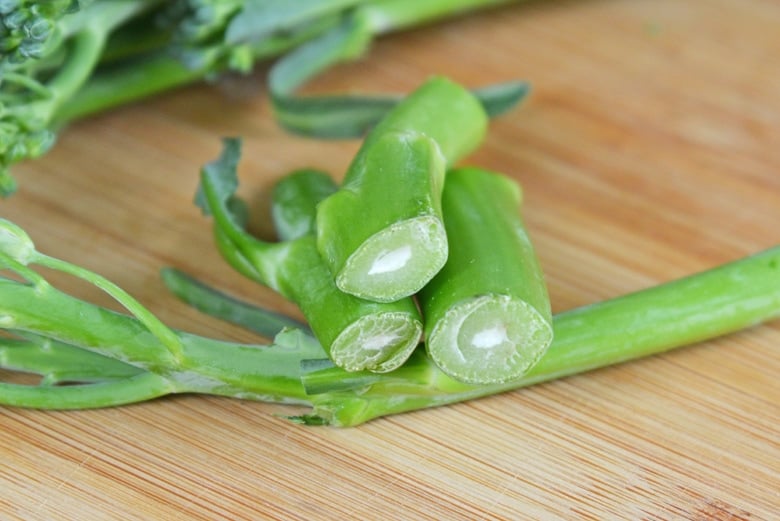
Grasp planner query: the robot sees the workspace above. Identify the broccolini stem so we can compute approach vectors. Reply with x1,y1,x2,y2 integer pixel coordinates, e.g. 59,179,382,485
0,276,323,407
363,0,517,34
3,228,778,424
0,334,144,385
54,10,340,126
303,245,780,426
161,267,311,338
0,276,179,371
315,76,487,302
0,373,174,409
197,143,423,372
418,168,553,384
52,55,203,125
35,254,184,360
32,1,161,116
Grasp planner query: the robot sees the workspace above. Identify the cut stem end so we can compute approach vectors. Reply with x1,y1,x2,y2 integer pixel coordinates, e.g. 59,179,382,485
330,312,423,373
336,215,447,302
427,294,553,384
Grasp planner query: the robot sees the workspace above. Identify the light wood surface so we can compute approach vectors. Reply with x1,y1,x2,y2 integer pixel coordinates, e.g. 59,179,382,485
2,1,779,519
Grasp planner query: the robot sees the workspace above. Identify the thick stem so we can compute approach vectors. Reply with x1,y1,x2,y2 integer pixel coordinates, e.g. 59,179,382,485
52,54,204,125
170,330,318,403
198,142,423,373
305,245,780,426
316,131,449,301
315,76,488,302
419,168,553,384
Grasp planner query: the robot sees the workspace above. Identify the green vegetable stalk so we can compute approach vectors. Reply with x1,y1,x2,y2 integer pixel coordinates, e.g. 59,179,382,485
2,217,779,425
0,217,319,405
2,0,529,196
266,6,529,138
315,76,488,302
161,267,311,339
300,245,780,425
418,168,553,384
196,142,422,372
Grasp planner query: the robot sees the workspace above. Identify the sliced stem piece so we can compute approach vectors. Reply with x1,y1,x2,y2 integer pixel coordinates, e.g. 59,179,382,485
317,131,448,301
197,141,422,372
418,167,552,384
316,76,487,302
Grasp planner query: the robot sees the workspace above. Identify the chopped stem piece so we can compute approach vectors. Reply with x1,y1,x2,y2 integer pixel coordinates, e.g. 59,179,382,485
316,76,488,302
419,168,553,384
197,142,422,372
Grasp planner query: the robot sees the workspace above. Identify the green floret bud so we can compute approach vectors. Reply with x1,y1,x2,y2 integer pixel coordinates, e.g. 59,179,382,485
0,0,72,66
0,1,20,15
0,217,37,265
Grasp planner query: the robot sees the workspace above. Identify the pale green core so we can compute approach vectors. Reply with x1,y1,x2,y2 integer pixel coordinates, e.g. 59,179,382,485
428,295,553,384
330,312,423,373
336,215,447,303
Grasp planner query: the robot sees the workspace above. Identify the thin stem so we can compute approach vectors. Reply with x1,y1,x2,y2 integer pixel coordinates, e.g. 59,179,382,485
0,372,173,409
43,26,105,105
52,53,204,125
0,277,177,370
0,254,48,288
363,0,517,34
0,72,51,98
0,335,144,384
34,253,184,361
161,267,311,338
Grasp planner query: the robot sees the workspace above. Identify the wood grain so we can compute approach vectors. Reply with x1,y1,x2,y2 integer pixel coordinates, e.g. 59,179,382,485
2,1,779,519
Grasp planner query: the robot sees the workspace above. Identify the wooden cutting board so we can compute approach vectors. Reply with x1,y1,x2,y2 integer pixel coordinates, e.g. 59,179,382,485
2,1,779,519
